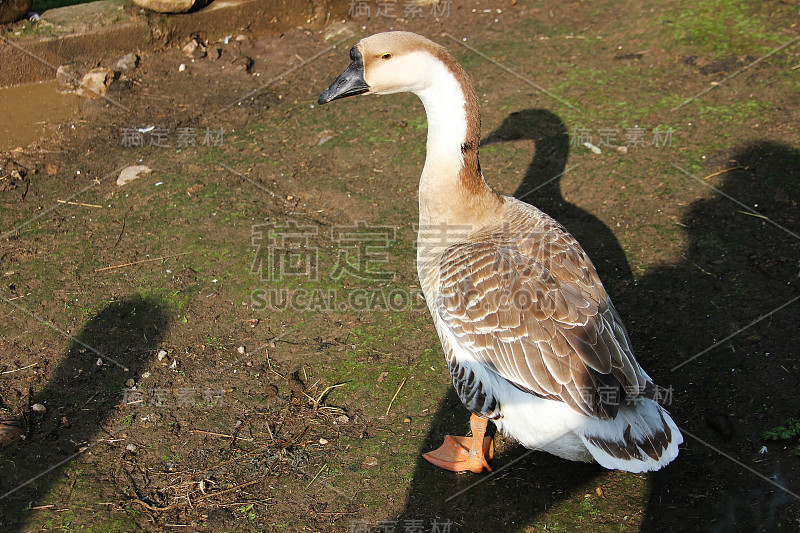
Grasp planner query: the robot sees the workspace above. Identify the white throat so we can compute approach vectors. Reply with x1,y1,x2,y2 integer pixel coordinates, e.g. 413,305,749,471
411,55,472,223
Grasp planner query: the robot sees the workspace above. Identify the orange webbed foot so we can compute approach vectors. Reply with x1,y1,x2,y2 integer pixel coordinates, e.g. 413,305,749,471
422,414,494,474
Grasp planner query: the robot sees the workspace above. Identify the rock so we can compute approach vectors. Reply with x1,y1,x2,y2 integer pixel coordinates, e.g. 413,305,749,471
157,349,168,361
237,346,246,355
56,64,81,92
31,403,46,413
182,39,207,59
232,56,253,73
318,438,328,445
115,53,139,71
132,0,196,14
126,443,137,452
117,165,151,186
0,0,32,24
125,378,135,388
77,68,114,98
208,45,222,60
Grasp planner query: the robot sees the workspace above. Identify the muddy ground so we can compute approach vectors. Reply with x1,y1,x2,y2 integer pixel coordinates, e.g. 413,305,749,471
1,0,800,531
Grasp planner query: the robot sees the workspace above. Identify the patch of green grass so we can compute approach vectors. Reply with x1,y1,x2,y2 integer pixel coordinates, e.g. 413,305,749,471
669,0,789,56
761,418,800,456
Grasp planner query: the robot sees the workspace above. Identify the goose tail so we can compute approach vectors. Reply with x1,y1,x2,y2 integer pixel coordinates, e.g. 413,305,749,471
578,399,683,473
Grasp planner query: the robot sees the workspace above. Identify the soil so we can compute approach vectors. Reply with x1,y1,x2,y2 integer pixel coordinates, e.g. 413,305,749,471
1,0,800,532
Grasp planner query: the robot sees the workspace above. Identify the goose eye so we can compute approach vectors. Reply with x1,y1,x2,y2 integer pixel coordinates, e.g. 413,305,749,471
381,53,392,60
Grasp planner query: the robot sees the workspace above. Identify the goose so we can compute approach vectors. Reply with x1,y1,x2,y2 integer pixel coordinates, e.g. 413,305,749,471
318,31,682,474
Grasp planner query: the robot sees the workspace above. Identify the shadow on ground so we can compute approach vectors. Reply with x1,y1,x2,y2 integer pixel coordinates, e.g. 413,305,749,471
635,141,800,532
0,295,169,531
397,110,800,531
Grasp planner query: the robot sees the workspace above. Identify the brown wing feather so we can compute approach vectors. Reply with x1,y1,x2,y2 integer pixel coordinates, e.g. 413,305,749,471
436,206,647,419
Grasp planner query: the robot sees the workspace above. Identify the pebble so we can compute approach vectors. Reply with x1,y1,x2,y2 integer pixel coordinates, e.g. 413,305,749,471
182,39,207,59
157,350,168,361
115,53,140,71
237,346,246,355
125,378,135,388
77,68,114,98
335,414,350,424
117,165,152,186
126,443,137,452
319,438,328,445
31,403,46,413
178,63,187,72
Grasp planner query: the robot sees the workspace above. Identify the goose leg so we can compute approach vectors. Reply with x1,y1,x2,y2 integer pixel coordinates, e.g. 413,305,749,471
422,414,494,473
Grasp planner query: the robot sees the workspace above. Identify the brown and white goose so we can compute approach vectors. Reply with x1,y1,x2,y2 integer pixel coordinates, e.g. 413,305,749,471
319,32,682,473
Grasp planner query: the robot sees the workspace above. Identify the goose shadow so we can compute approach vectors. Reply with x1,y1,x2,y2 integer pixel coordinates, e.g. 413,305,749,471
0,295,169,531
395,109,637,531
483,108,634,295
628,141,800,531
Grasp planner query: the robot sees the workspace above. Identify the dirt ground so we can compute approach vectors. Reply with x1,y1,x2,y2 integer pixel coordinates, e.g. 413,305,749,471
1,0,800,531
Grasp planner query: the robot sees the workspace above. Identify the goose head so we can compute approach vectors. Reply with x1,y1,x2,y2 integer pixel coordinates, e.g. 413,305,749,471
318,32,451,104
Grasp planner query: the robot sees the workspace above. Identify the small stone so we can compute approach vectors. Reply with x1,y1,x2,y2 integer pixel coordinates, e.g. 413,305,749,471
335,414,350,424
157,350,168,361
31,403,46,413
115,53,140,71
126,443,137,452
117,165,151,186
235,34,248,41
56,64,81,91
616,145,628,154
125,378,135,388
237,346,246,355
141,371,151,379
182,39,207,59
132,0,195,13
403,417,411,423
362,456,378,468
319,438,328,445
178,63,187,73
77,68,114,98
208,46,223,60
232,56,254,73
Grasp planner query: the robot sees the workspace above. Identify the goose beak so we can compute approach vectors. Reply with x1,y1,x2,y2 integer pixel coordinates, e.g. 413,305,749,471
318,45,369,105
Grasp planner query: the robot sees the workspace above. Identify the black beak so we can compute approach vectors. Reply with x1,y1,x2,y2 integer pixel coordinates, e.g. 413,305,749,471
318,45,369,105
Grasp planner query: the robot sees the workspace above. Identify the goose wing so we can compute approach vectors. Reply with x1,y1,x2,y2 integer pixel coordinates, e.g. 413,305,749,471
436,217,648,419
